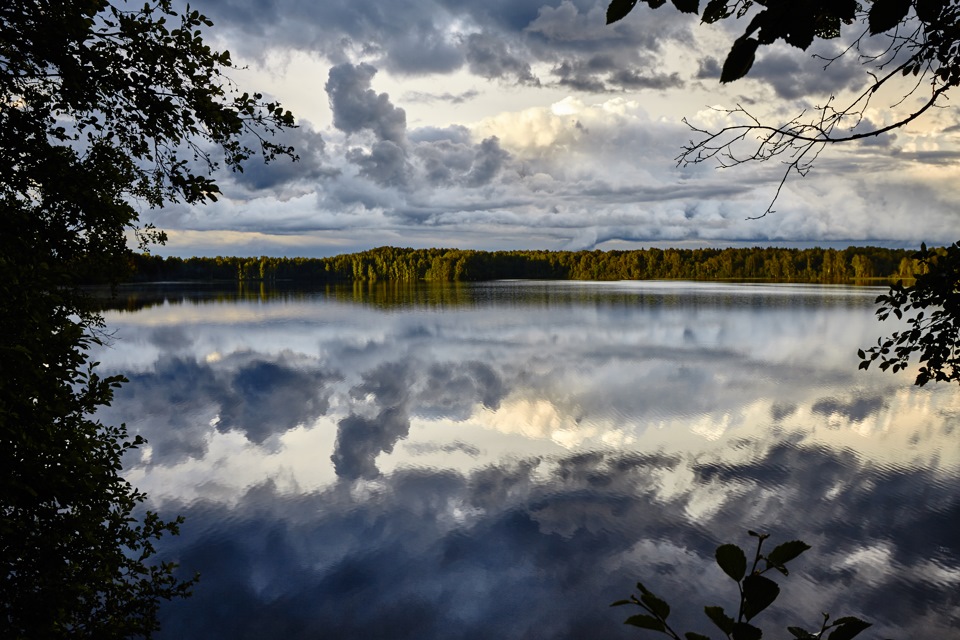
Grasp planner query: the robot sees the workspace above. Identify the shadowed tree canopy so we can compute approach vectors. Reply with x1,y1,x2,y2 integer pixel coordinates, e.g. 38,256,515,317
606,0,960,387
0,0,295,636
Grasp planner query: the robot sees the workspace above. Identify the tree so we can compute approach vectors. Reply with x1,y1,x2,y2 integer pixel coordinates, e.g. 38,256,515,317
606,0,960,386
860,242,960,385
0,0,295,636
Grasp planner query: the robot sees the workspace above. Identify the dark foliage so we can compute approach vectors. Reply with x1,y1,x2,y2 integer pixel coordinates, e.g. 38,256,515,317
0,0,294,636
860,242,960,385
614,532,876,640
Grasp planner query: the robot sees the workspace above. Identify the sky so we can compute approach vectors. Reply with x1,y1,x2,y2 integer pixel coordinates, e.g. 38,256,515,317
143,1,960,257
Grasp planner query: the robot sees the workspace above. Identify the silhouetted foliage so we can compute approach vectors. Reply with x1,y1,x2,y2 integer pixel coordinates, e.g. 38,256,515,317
860,242,960,385
614,532,878,640
1,0,294,636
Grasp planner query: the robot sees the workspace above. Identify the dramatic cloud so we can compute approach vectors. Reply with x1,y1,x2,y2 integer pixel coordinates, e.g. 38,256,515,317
326,63,408,144
134,1,960,257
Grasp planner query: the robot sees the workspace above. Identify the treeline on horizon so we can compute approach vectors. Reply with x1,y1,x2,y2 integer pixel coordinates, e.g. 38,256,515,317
127,245,926,284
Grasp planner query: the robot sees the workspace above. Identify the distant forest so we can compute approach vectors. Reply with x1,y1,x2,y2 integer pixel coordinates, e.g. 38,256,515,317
128,246,926,284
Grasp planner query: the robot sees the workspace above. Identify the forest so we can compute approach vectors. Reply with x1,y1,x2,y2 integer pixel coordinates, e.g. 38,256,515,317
127,245,925,285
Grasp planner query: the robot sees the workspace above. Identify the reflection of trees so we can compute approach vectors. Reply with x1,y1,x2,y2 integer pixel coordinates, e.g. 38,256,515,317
97,279,881,315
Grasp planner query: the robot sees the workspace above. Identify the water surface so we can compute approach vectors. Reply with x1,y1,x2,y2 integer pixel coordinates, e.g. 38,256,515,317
93,281,960,639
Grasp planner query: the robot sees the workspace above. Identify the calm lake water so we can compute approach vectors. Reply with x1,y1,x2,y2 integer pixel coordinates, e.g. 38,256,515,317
92,280,960,639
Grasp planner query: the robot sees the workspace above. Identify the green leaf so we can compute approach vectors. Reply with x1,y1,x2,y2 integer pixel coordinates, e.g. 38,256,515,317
788,627,816,639
625,614,666,631
742,574,780,620
868,0,911,34
731,622,763,640
610,599,633,607
715,544,747,582
671,0,700,13
705,606,735,635
720,37,759,83
828,618,872,640
765,540,811,568
606,0,639,24
685,633,712,640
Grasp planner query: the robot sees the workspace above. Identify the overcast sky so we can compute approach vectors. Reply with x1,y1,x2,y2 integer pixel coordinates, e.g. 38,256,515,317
145,1,960,257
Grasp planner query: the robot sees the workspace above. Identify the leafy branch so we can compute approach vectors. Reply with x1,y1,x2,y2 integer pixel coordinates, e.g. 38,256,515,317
606,0,960,216
860,242,960,385
613,531,884,640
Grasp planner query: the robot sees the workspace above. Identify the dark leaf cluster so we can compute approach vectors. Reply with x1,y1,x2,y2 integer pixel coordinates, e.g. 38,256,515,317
613,532,879,640
1,0,295,636
860,242,960,386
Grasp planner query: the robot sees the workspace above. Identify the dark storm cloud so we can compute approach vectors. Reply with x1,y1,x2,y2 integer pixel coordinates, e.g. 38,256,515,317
553,57,685,93
197,0,694,91
218,357,336,444
461,136,509,187
464,32,540,85
610,69,684,90
325,63,407,144
196,0,465,74
401,89,481,104
747,48,864,100
332,408,412,480
346,140,412,187
227,123,332,191
412,137,476,185
154,444,960,640
104,353,338,463
695,56,722,79
410,131,510,187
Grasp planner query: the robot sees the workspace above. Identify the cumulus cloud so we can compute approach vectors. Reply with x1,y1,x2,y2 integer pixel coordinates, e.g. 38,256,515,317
226,123,332,193
464,32,540,85
133,0,960,256
401,89,481,104
326,63,408,144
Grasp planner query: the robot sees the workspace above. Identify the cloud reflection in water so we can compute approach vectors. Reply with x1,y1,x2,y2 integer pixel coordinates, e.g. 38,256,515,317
91,282,960,638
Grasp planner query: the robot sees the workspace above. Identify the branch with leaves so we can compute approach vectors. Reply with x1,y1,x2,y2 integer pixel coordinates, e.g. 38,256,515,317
606,0,960,215
860,242,960,385
613,531,882,640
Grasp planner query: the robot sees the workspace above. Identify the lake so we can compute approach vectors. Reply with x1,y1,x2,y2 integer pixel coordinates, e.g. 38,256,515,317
91,280,960,639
